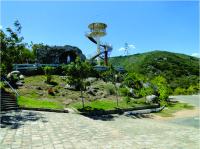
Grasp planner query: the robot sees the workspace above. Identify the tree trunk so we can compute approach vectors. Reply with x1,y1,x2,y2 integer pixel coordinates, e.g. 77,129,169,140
81,87,85,109
115,84,119,107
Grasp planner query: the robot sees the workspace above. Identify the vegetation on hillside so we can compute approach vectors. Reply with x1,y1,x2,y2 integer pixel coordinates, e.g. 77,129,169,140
109,51,199,94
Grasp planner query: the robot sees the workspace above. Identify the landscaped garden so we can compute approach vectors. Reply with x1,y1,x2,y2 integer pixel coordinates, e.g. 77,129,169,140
1,21,199,117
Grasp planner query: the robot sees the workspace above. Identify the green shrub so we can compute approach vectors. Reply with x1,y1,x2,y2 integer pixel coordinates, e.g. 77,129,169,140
159,86,170,100
174,87,187,95
139,87,154,97
123,72,144,90
132,97,146,104
43,66,54,83
0,81,5,91
0,63,7,76
105,83,116,95
151,76,169,101
123,96,131,104
46,75,52,83
187,85,198,94
119,87,129,96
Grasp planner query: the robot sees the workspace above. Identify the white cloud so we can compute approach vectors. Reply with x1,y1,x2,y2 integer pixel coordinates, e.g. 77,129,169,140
128,44,136,49
118,44,136,51
191,53,200,58
0,25,2,29
119,47,125,51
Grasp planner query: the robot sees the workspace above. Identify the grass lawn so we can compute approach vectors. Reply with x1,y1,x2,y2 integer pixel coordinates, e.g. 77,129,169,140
18,96,64,110
68,98,147,111
156,101,194,117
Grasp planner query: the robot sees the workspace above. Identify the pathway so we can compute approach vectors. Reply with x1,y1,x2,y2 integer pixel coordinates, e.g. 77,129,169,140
0,109,199,149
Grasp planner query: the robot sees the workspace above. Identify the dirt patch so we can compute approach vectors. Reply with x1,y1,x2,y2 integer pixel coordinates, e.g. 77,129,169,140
151,108,200,121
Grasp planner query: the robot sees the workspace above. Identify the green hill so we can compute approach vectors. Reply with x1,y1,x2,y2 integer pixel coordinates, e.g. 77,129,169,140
109,50,199,89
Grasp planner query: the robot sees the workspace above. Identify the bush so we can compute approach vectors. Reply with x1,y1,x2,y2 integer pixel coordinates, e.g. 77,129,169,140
187,85,198,94
174,87,187,95
151,76,169,101
159,86,170,100
119,87,129,96
43,66,54,83
105,83,116,95
123,72,144,90
132,97,146,104
123,96,131,104
0,63,7,76
46,75,52,84
139,87,154,97
0,81,5,91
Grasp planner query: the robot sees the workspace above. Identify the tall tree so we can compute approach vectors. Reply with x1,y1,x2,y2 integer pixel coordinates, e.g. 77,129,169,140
0,20,27,74
64,57,93,108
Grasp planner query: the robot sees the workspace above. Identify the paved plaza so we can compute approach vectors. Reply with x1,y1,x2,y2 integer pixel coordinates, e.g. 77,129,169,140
0,108,199,149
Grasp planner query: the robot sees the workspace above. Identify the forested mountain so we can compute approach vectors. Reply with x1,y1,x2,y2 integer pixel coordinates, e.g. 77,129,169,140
109,50,199,90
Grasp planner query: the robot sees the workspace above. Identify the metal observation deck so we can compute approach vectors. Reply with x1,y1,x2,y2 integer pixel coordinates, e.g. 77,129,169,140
87,23,107,66
88,23,107,37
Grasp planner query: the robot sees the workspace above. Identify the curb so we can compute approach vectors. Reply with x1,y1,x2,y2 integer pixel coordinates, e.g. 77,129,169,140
19,107,69,113
79,104,160,116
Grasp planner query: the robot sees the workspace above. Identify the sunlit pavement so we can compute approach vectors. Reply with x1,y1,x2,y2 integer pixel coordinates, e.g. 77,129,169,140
0,108,199,149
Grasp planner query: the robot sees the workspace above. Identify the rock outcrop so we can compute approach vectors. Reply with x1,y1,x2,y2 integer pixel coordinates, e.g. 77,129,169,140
37,45,86,64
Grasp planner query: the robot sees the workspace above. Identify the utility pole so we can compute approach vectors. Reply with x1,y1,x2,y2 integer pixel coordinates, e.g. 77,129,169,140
124,43,129,56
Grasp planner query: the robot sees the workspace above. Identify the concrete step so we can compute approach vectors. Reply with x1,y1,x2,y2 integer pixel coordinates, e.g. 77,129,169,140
1,100,17,103
1,99,17,102
1,107,19,111
1,104,18,107
1,95,11,98
1,97,16,100
1,103,18,106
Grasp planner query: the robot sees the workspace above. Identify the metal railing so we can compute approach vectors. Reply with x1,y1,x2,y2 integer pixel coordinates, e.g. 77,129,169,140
1,77,19,101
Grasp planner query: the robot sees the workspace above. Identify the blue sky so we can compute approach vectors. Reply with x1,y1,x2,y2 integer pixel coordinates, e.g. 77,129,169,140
1,1,199,58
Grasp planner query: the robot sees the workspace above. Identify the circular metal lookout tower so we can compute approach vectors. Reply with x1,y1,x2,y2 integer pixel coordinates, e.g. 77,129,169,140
88,22,107,65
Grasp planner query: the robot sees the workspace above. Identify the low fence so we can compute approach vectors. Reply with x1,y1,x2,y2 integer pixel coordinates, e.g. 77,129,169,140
13,64,126,75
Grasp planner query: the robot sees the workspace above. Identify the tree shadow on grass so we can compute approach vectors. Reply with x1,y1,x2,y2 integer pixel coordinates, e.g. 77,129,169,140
0,110,48,129
48,81,58,86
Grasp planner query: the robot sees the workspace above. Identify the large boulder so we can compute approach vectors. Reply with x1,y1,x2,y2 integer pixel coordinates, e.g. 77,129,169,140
146,95,157,103
37,45,86,64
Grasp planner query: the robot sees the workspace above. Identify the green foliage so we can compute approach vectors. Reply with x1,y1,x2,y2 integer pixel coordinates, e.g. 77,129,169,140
187,85,199,94
123,72,144,90
170,75,199,90
174,87,186,95
123,96,131,104
99,65,118,83
119,87,129,96
151,76,169,101
0,63,7,76
43,66,54,83
63,57,93,90
31,43,44,60
109,51,199,90
43,66,54,75
63,57,94,108
0,20,34,73
139,87,154,97
105,83,116,95
0,81,5,91
131,97,147,105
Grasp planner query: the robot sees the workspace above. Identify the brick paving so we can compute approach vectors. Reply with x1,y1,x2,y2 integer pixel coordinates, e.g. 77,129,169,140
0,110,199,149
